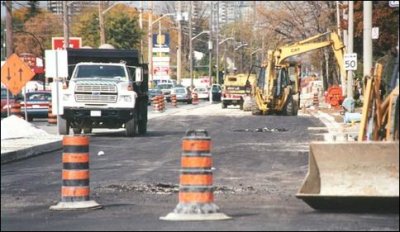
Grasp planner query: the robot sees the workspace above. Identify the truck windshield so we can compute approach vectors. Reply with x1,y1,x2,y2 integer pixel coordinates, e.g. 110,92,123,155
75,65,126,79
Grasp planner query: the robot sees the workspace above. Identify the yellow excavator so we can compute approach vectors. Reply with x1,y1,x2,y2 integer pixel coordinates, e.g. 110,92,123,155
248,31,399,211
249,31,346,115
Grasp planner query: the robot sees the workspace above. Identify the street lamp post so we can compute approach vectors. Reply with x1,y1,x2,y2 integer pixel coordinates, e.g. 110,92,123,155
148,12,175,83
99,2,121,45
218,37,234,77
234,43,248,73
190,31,210,87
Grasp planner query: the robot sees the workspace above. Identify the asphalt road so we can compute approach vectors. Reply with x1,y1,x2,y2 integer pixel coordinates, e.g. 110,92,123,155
1,103,399,231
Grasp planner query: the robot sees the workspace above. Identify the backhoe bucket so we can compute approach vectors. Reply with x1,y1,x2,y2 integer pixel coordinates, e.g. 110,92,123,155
296,141,399,212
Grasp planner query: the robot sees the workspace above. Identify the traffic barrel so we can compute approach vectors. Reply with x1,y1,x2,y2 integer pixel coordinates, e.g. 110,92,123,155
313,93,319,108
48,102,57,125
171,94,177,107
192,92,199,105
10,102,23,118
160,129,230,221
50,135,101,210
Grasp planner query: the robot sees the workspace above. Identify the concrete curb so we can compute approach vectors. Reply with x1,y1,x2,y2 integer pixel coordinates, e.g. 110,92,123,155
1,139,62,164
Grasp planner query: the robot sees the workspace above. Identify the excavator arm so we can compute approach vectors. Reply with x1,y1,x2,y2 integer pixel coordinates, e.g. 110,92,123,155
252,31,347,115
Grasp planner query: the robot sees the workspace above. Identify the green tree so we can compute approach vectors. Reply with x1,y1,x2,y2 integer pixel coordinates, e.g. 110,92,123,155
71,8,100,48
106,14,142,49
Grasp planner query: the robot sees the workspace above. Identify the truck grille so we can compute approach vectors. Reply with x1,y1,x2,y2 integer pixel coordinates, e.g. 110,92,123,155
75,94,117,103
75,82,118,103
75,83,117,93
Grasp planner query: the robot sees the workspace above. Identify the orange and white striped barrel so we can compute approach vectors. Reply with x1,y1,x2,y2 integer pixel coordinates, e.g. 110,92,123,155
50,135,101,210
313,93,319,107
171,94,177,107
10,102,23,118
62,136,91,202
160,95,165,111
48,102,57,124
179,129,213,204
192,92,199,105
160,129,230,220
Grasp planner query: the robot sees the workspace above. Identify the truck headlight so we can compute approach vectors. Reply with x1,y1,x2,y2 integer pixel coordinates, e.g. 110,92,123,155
63,94,71,101
120,95,132,102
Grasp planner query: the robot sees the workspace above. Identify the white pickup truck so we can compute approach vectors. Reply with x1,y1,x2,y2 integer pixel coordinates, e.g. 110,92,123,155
58,48,148,137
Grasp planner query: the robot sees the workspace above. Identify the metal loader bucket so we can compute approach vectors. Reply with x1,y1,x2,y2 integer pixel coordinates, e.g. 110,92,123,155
296,141,399,212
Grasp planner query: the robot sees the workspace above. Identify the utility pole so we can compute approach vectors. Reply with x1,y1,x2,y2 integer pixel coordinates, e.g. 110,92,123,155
208,1,213,87
139,1,143,54
363,1,373,79
5,1,13,58
99,2,105,45
148,1,153,83
63,1,69,49
216,1,220,84
177,1,182,85
189,1,193,88
344,0,355,112
341,1,348,96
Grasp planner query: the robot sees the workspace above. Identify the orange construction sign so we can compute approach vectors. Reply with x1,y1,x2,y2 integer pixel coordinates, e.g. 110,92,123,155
1,53,36,95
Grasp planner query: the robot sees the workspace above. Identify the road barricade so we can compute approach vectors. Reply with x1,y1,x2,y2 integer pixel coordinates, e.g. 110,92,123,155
153,95,164,112
313,93,319,108
192,92,199,105
171,94,177,107
50,135,102,210
160,129,230,221
48,102,57,124
10,102,23,118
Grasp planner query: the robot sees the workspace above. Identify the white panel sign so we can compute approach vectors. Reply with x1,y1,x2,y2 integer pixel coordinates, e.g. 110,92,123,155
372,27,379,39
344,53,357,71
45,50,68,78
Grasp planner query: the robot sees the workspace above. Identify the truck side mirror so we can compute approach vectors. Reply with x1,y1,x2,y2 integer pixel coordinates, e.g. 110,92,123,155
135,67,143,83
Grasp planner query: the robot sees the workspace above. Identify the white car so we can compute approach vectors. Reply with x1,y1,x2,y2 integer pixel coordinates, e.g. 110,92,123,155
193,87,209,100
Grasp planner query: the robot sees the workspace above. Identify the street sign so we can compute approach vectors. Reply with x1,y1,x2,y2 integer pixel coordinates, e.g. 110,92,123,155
344,53,357,71
52,37,82,50
389,1,399,7
1,54,35,95
372,27,379,39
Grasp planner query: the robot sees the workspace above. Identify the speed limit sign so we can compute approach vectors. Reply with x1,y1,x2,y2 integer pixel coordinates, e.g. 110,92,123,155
344,53,357,71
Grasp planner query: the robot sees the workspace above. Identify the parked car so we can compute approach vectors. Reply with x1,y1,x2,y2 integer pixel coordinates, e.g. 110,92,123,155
156,83,175,102
171,87,192,104
193,86,209,100
20,91,51,122
1,87,23,118
148,88,163,105
210,84,222,102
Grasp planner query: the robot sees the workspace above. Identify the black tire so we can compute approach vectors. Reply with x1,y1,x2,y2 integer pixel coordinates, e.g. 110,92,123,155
27,115,33,122
58,116,70,135
187,99,192,104
222,103,227,109
138,120,147,135
283,95,294,116
73,128,82,134
292,99,299,116
83,128,92,134
125,116,137,137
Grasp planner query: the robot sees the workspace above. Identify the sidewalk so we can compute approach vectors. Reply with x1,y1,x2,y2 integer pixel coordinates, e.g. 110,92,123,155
1,102,356,164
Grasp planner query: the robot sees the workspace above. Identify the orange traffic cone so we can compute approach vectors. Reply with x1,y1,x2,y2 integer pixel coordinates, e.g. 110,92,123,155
160,129,230,221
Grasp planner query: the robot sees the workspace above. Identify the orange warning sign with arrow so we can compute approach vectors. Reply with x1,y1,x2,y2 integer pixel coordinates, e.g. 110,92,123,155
1,53,36,95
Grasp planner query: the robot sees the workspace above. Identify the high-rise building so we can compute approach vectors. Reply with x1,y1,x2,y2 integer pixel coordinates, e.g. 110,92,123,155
47,1,100,15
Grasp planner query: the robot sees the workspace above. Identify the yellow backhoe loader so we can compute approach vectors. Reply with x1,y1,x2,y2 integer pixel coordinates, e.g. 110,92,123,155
296,54,399,212
249,31,346,115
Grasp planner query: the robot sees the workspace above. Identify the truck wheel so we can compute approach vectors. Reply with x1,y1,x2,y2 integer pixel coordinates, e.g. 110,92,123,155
284,95,294,116
58,116,70,135
126,116,137,137
292,99,299,116
83,128,92,134
73,128,82,134
138,120,147,135
222,103,227,109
